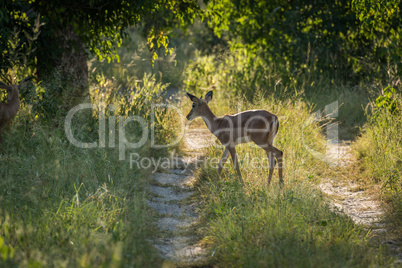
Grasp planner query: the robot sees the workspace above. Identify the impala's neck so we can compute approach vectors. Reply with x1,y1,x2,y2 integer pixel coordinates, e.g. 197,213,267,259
200,105,218,133
8,88,20,112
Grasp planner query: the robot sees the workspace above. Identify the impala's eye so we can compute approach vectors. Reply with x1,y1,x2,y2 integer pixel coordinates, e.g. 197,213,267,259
192,103,196,108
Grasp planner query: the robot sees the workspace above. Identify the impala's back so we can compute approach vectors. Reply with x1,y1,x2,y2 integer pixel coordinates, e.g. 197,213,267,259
213,110,279,146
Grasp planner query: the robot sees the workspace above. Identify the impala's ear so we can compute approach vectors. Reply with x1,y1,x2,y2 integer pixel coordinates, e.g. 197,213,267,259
0,81,11,91
19,77,32,85
205,91,213,103
17,77,32,90
186,93,199,102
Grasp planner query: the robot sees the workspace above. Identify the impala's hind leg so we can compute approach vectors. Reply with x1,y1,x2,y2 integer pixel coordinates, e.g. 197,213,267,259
266,146,283,187
251,134,284,187
275,147,284,187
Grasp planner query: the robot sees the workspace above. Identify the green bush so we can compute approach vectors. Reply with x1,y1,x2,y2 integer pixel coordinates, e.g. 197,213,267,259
185,49,283,101
89,28,189,89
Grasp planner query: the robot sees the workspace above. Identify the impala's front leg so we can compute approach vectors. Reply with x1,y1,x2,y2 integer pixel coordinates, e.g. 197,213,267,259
217,147,229,179
228,146,244,185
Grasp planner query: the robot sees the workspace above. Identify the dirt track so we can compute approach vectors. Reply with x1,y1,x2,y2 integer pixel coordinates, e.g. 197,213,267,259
319,142,402,263
147,102,402,264
146,128,213,266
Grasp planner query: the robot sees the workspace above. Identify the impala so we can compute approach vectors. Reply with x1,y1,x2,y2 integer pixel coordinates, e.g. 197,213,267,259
0,77,31,145
186,91,283,186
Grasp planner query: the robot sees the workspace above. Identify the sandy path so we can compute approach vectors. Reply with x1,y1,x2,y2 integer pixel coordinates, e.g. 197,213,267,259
147,108,402,264
147,128,214,266
319,141,402,263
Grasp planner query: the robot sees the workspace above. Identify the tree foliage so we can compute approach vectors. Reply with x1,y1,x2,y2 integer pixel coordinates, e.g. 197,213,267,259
0,0,202,78
206,0,402,82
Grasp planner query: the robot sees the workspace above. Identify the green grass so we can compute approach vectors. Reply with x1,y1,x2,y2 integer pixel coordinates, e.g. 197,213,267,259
0,29,192,266
187,95,391,267
302,84,369,140
182,50,396,266
1,29,400,267
354,90,402,237
0,126,161,266
0,72,174,266
200,181,387,267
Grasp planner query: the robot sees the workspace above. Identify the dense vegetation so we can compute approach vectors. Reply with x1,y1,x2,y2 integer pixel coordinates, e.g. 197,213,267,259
182,51,398,266
1,0,401,266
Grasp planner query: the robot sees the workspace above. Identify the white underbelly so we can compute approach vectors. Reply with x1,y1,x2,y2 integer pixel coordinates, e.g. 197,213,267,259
235,136,251,145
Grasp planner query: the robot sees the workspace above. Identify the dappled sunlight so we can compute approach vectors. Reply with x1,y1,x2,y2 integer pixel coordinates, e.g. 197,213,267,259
1,0,401,266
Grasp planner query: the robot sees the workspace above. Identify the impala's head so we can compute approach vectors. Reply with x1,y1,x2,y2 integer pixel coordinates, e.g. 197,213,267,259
0,83,16,102
186,91,213,121
0,77,31,101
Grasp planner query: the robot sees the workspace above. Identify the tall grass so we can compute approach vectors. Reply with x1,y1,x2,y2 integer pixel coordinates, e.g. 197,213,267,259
184,49,369,140
0,26,192,266
193,98,389,266
183,51,393,266
1,27,399,266
0,71,174,266
354,87,402,236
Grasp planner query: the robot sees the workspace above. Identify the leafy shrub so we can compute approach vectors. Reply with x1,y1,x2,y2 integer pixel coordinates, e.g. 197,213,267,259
184,49,283,101
89,72,179,153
